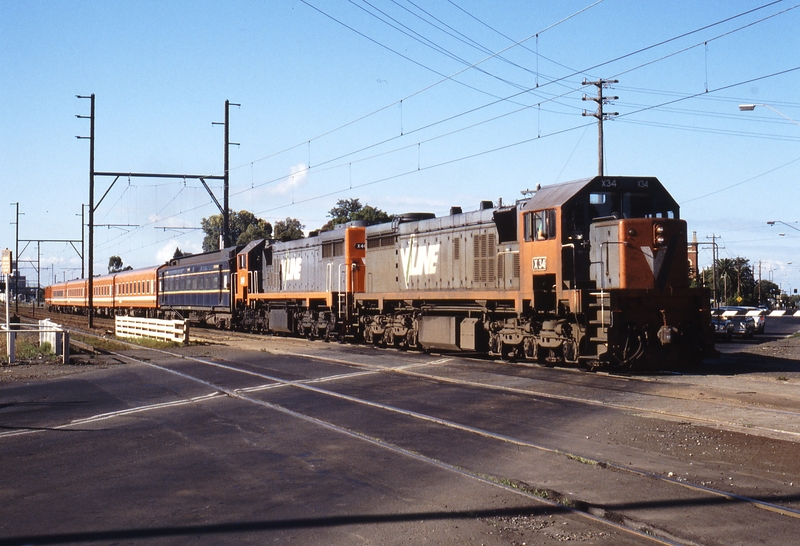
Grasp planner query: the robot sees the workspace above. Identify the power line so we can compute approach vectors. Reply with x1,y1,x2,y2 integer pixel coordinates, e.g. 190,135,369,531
84,2,799,255
229,0,788,186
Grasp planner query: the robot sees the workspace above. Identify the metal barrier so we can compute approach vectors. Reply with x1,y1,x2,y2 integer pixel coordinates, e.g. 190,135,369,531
766,310,800,317
115,316,188,344
2,320,70,364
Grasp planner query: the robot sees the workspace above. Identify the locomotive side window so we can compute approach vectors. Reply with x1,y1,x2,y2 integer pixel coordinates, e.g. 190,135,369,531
525,209,557,241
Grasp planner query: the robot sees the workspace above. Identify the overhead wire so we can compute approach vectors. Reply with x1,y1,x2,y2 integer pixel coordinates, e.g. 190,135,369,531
229,0,786,187
92,1,796,256
233,2,797,205
234,0,599,175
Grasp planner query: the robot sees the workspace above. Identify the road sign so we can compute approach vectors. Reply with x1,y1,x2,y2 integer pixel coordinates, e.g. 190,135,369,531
1,249,11,275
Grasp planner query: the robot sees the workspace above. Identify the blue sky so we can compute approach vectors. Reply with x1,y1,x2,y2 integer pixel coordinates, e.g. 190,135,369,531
2,0,799,294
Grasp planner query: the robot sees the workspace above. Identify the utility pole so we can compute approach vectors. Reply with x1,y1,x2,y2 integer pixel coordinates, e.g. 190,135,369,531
582,79,618,176
758,260,762,305
76,94,95,328
213,100,240,248
704,234,725,307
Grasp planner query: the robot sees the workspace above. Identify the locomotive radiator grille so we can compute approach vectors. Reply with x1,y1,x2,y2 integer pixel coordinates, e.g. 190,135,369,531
473,233,496,283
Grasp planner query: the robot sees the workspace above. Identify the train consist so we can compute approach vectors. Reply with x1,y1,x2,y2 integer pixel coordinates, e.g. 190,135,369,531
46,175,714,370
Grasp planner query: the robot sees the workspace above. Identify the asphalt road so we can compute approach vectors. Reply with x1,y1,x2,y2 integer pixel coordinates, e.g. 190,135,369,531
1,328,800,545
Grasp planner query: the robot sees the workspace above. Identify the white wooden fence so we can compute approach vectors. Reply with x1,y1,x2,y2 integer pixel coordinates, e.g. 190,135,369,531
115,316,188,344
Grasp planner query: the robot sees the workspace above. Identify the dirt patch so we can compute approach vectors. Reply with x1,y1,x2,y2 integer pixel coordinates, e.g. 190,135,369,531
0,356,124,383
1,328,125,383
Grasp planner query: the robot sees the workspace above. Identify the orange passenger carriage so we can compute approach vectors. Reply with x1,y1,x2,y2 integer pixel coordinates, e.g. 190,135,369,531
111,267,159,316
46,267,159,317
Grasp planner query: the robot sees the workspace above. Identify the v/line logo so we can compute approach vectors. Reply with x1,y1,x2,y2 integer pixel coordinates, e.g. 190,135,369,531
400,237,440,286
282,257,303,282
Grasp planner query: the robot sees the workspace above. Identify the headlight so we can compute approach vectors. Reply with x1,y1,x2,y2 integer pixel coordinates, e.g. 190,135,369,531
653,224,665,246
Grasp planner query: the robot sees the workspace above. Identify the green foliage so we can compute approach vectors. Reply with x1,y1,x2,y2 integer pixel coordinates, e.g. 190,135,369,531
237,221,273,246
320,198,392,231
702,257,781,306
273,217,305,241
201,210,273,251
172,247,191,259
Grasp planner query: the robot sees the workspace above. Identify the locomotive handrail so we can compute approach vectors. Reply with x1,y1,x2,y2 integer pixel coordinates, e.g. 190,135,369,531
562,243,577,290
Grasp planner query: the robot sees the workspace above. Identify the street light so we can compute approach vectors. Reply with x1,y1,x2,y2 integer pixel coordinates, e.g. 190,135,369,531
767,220,800,233
739,104,800,127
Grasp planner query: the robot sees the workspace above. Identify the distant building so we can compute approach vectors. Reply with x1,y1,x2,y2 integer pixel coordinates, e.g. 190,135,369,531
687,231,700,284
6,271,37,302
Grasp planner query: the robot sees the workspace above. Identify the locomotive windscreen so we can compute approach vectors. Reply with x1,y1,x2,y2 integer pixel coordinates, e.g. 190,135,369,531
588,191,677,221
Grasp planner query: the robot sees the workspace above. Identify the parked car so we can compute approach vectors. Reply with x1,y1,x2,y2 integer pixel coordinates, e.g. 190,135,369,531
720,306,766,334
727,314,756,339
743,306,766,334
711,312,734,342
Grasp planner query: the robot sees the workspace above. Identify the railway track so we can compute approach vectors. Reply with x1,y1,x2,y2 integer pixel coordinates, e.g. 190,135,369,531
27,308,800,443
8,321,799,544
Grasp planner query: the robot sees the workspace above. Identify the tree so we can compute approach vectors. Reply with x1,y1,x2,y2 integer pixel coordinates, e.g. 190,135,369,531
704,257,760,306
201,210,273,252
108,256,123,273
320,198,392,231
173,247,191,260
755,280,780,306
273,217,305,241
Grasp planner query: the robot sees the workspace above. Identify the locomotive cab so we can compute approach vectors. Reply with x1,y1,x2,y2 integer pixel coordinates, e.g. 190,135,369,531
518,176,712,368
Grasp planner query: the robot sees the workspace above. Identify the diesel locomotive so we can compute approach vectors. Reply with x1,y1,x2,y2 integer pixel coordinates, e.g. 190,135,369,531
46,175,714,370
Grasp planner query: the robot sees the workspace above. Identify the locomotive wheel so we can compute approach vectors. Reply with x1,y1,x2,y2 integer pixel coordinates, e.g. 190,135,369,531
488,333,502,356
562,339,579,363
523,337,538,360
501,343,521,362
